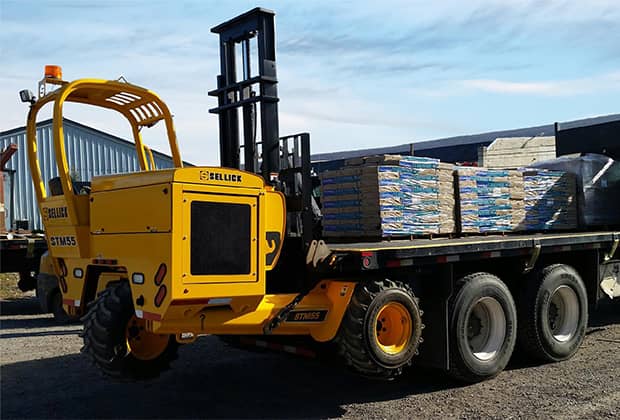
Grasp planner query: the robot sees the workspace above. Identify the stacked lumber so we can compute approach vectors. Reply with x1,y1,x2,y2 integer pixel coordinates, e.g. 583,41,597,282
520,169,578,230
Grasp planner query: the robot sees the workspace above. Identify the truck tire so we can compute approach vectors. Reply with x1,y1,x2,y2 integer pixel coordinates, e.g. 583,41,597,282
335,279,423,380
36,273,58,313
517,264,588,362
50,291,72,323
81,282,178,381
36,273,79,323
18,271,38,292
448,272,517,383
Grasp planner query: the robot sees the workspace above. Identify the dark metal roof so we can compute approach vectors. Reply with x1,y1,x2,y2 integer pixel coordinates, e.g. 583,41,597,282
556,113,620,131
311,123,553,163
555,114,620,160
311,113,620,168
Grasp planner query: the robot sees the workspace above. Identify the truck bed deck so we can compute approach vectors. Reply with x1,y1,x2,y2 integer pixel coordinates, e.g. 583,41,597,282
327,231,619,270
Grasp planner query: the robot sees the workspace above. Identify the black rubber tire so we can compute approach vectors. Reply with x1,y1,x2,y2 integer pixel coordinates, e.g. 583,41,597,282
448,272,517,383
517,264,588,362
81,282,178,381
50,291,72,323
335,279,423,380
18,271,38,292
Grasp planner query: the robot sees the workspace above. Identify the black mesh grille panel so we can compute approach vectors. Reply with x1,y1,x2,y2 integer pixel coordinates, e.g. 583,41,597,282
190,201,251,275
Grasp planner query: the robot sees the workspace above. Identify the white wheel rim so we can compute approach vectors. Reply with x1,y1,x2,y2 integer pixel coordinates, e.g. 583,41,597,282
548,285,579,342
466,297,506,361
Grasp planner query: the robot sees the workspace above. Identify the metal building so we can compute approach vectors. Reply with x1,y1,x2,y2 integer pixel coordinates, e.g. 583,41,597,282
1,118,177,230
555,114,620,160
311,113,620,172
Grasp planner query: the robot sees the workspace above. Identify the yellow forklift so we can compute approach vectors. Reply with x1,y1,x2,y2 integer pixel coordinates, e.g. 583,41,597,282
23,9,421,381
25,8,609,383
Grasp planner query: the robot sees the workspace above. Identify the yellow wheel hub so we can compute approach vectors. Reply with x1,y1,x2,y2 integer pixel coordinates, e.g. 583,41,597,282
375,302,412,355
125,316,169,361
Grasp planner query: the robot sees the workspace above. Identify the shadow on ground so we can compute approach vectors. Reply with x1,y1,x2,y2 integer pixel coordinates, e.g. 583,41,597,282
0,337,462,419
1,298,617,419
0,297,41,316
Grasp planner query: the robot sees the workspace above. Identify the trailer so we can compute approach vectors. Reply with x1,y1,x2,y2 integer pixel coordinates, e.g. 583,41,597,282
1,144,48,292
0,232,47,291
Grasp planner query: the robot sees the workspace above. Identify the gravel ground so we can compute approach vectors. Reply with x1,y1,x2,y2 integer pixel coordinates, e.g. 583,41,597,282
1,296,618,420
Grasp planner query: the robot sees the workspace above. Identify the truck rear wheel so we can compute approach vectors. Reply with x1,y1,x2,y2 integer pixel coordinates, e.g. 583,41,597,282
50,291,72,323
517,264,588,362
335,279,423,380
81,282,178,381
36,273,79,323
449,273,517,383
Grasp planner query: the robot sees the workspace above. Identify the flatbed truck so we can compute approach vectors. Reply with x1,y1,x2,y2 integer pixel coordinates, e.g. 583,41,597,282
21,8,619,384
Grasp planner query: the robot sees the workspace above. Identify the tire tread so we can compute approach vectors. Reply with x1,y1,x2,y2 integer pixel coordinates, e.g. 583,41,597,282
335,279,421,380
80,282,178,381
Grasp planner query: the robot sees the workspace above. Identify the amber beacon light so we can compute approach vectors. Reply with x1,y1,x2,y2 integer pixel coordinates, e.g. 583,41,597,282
44,65,62,79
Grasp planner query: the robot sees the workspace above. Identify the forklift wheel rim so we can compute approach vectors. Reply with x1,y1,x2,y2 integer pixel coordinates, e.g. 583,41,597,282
125,316,169,361
375,302,412,355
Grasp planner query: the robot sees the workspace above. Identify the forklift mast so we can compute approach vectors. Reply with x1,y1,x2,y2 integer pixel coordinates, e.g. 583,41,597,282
208,8,317,251
209,7,280,179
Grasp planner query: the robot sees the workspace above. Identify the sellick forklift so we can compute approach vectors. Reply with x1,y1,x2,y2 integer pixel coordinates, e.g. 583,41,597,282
24,8,619,383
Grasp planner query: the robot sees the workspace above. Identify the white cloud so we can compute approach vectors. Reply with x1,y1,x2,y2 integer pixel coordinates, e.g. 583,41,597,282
461,71,620,96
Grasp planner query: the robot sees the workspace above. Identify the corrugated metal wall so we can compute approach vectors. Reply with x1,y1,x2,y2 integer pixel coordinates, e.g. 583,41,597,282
1,119,176,230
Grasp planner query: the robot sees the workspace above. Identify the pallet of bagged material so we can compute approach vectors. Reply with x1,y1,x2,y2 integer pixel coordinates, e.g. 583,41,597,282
320,164,406,237
320,156,453,238
519,169,577,231
456,167,525,233
399,157,443,235
528,154,620,228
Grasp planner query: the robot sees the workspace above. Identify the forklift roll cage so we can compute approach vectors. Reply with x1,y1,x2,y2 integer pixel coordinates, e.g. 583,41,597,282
26,79,183,213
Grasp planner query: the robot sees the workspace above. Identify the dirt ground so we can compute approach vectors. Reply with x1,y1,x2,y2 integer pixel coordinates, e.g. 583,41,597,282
0,292,618,420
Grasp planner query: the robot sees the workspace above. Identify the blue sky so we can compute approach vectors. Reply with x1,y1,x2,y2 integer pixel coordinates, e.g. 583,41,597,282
1,0,619,165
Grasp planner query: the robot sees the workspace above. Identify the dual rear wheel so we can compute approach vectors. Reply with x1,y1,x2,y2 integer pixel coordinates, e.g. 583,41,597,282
448,273,517,382
448,265,588,383
517,264,588,362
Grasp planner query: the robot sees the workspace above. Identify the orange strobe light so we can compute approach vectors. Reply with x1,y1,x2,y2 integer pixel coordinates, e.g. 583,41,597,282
44,65,62,79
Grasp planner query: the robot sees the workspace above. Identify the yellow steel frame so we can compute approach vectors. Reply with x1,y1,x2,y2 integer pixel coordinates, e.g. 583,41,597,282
26,79,183,212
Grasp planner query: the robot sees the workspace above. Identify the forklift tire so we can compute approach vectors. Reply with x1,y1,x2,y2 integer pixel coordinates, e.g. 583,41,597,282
448,272,517,383
81,282,178,381
335,279,423,380
517,264,588,363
